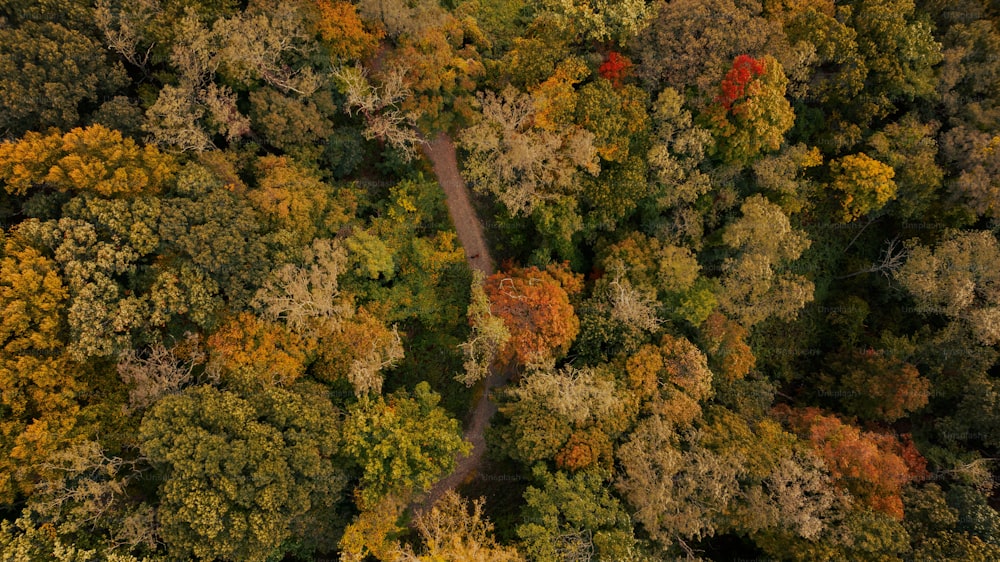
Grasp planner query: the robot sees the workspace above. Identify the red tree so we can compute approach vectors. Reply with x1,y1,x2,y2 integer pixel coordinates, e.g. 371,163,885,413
599,51,633,89
716,54,766,111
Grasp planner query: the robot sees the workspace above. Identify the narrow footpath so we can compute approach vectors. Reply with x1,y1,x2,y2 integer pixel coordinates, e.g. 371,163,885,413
414,133,508,513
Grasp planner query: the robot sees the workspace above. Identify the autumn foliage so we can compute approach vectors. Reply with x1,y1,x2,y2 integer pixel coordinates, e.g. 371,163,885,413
313,0,382,61
832,350,930,422
485,263,582,366
704,54,795,163
775,405,929,519
699,312,756,381
716,54,766,110
0,124,176,197
207,312,311,386
599,51,633,88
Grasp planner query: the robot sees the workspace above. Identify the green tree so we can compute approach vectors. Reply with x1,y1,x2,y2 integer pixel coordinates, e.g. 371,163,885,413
0,22,128,135
139,383,346,562
341,382,470,509
517,465,640,561
867,115,943,220
497,365,626,467
539,0,653,45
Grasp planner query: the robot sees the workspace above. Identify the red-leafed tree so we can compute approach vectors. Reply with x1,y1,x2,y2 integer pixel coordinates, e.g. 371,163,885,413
774,405,929,519
703,54,795,164
716,54,766,110
599,51,633,89
484,263,582,366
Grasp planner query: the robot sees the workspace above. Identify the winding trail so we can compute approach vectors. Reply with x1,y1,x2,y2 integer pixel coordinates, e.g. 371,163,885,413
413,133,508,513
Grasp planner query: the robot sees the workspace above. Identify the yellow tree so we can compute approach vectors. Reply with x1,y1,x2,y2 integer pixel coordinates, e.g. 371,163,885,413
0,235,81,502
0,125,176,197
828,152,897,221
704,55,796,165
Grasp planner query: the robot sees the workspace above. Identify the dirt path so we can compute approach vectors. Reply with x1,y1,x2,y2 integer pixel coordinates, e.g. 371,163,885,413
413,133,507,513
421,133,494,277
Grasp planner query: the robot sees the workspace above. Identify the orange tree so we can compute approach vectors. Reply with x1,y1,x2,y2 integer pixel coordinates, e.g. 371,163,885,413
774,405,928,519
484,263,582,366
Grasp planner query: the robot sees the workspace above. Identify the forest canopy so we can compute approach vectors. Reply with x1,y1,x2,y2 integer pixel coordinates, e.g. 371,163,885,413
2,0,1000,560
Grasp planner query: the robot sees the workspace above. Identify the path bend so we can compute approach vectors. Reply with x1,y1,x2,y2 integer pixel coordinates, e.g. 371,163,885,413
413,132,508,513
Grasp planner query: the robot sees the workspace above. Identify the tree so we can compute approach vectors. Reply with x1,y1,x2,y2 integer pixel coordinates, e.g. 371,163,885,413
253,238,355,337
623,334,714,429
698,312,756,382
867,114,943,220
895,230,1000,346
829,350,930,422
383,13,486,132
595,231,701,300
0,234,82,502
774,405,928,519
341,382,470,509
575,76,649,164
356,0,448,39
498,365,626,466
26,438,148,547
752,143,823,215
940,126,1000,218
828,153,898,221
313,308,403,396
338,495,408,562
399,491,524,562
645,88,714,210
248,155,355,246
335,64,424,161
0,125,177,197
0,21,128,136
206,313,310,388
484,264,581,366
118,334,208,412
599,51,633,88
457,271,511,387
716,194,814,327
703,54,796,164
538,0,653,45
312,0,383,61
615,415,743,552
459,85,599,217
0,511,107,562
157,161,275,307
248,89,334,156
139,383,346,562
844,0,943,104
632,0,783,102
516,466,640,561
213,3,323,96
697,405,842,540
